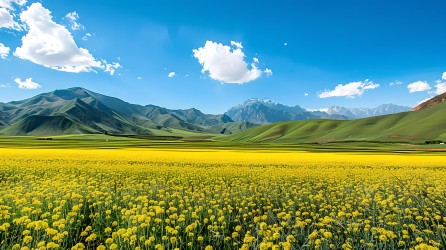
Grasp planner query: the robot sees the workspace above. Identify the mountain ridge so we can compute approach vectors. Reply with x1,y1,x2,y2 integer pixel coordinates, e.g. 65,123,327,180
0,87,252,136
0,87,416,137
217,99,446,144
226,98,411,124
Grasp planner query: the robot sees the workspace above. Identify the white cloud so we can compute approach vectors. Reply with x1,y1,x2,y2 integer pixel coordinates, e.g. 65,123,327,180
0,42,10,59
0,83,9,87
435,81,446,95
389,80,403,86
253,57,259,63
319,79,380,98
407,80,431,93
264,68,273,77
0,7,21,30
14,3,119,75
230,41,243,49
307,108,328,112
103,61,121,76
0,0,27,9
304,93,309,96
82,32,91,41
168,72,175,78
442,72,446,81
14,77,41,89
65,11,78,21
193,40,263,84
137,76,142,80
64,11,84,31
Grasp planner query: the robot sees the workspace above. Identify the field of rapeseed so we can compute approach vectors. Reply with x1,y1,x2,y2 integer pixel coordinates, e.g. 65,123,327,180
0,148,445,249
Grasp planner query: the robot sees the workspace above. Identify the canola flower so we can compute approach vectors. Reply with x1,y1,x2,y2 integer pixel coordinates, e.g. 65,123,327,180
0,148,445,249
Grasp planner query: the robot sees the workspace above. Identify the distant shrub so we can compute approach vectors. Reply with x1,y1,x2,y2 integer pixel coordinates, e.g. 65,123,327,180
425,140,442,144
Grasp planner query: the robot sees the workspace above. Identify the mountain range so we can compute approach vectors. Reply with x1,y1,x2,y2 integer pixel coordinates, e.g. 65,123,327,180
0,87,420,139
0,87,256,136
218,95,446,144
225,98,411,124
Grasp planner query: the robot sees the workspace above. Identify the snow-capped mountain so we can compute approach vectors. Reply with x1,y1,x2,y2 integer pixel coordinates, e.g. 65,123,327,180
226,99,411,124
226,99,344,124
327,104,411,119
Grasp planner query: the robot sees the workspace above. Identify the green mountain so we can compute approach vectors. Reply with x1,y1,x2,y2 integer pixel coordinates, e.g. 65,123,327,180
0,87,247,136
216,99,446,144
1,115,96,136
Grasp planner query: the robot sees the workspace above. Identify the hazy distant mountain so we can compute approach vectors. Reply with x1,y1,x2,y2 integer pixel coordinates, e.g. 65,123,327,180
326,104,412,119
0,87,247,136
324,106,356,118
225,98,345,124
226,99,411,124
413,93,446,111
226,98,351,124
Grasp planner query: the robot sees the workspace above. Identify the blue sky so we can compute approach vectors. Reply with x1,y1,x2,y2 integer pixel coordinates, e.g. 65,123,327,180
1,0,446,114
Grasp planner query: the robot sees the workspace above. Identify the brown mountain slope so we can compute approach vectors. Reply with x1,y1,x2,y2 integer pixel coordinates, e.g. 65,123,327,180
413,92,446,111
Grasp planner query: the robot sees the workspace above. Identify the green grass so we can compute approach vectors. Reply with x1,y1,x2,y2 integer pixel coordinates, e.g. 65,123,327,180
1,134,446,154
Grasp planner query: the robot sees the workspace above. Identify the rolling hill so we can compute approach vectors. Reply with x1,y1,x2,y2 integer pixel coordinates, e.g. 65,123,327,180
216,97,446,144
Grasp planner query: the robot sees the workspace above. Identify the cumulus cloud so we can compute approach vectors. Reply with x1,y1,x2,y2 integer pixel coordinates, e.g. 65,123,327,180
435,81,446,95
193,40,264,84
14,77,41,89
319,79,380,98
168,72,175,78
14,3,119,75
64,11,84,30
0,0,27,9
442,72,446,81
0,7,21,30
0,42,10,59
407,81,431,93
264,68,273,77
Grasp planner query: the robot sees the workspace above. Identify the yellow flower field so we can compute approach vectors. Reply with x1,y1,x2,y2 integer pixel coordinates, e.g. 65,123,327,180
0,148,445,249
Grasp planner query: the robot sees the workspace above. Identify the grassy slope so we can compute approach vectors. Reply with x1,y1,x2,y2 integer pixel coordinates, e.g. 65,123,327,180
216,101,446,143
208,122,259,134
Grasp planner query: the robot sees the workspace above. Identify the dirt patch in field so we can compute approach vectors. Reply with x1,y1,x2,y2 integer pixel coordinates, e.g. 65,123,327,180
387,135,417,139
